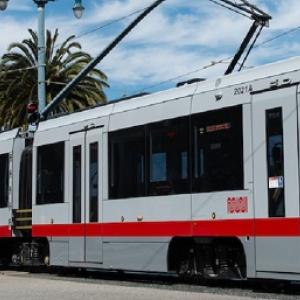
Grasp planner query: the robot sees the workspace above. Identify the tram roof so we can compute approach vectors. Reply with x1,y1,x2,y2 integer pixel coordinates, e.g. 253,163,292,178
37,55,300,133
0,128,19,141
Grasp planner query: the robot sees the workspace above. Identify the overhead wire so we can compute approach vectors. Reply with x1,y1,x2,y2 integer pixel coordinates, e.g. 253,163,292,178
53,6,148,50
1,9,300,87
75,8,146,42
125,25,300,96
129,58,232,95
207,0,251,19
3,23,298,88
253,25,300,49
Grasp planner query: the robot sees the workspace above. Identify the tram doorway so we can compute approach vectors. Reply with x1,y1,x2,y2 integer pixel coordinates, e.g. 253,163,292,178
252,86,300,275
19,146,33,210
69,127,103,264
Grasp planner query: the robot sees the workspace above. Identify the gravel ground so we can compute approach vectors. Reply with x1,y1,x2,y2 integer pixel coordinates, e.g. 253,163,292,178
0,269,299,300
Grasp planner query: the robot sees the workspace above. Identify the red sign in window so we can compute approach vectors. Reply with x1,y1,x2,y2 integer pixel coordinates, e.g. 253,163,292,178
227,197,248,214
206,122,231,133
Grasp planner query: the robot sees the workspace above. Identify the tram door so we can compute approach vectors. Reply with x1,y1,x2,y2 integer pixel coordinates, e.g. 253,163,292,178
69,127,103,264
252,86,300,274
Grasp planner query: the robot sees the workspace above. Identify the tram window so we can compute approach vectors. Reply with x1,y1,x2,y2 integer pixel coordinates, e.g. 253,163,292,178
89,142,98,223
73,146,81,223
148,117,189,196
192,106,243,192
19,147,32,209
109,126,145,199
266,107,285,218
36,142,64,205
0,153,9,208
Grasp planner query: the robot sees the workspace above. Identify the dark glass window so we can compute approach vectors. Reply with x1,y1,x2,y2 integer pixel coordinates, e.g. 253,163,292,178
0,153,9,208
89,143,98,223
19,147,32,209
266,108,285,218
37,142,64,205
109,126,145,199
73,146,82,223
148,118,189,195
192,106,243,192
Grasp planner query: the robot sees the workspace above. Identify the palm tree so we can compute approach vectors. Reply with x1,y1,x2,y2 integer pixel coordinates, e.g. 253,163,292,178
0,29,109,129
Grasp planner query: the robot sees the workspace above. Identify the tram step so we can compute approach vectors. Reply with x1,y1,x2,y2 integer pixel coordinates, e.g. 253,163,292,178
15,217,32,222
12,209,32,231
14,225,32,230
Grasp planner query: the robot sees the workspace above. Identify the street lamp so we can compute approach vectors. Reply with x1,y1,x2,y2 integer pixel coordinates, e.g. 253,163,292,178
73,0,84,19
1,0,84,114
0,0,8,11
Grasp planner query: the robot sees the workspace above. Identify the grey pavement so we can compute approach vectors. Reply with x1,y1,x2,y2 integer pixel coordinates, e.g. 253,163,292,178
0,271,275,300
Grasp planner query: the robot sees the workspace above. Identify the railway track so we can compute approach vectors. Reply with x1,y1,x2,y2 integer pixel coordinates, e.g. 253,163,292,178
1,267,300,300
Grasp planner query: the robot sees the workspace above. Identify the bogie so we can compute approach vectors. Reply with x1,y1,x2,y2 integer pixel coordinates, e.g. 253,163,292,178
168,237,246,281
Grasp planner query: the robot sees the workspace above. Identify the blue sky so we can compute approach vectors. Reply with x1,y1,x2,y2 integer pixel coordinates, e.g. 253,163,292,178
1,0,300,100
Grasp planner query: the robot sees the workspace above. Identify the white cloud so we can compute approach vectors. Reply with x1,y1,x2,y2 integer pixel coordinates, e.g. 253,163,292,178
1,0,300,98
5,0,32,12
0,16,35,54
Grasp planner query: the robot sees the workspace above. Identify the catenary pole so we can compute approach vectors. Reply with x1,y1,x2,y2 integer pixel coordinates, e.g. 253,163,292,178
36,1,47,113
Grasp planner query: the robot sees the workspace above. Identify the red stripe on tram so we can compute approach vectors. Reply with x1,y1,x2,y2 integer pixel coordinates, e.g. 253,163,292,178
31,218,300,238
0,226,11,237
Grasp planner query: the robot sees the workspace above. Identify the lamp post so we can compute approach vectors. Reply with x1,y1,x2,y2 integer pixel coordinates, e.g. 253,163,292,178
0,0,8,11
73,0,85,19
0,0,85,113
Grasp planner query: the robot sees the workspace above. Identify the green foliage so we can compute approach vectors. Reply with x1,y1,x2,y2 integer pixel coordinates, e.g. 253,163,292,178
0,29,109,129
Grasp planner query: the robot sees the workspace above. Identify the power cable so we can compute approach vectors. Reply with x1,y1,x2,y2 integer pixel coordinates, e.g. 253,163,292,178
1,21,300,80
207,0,251,19
254,25,300,49
53,6,147,50
123,25,300,96
131,58,232,95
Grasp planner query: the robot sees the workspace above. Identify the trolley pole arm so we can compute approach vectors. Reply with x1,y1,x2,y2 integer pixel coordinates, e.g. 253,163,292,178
41,0,166,119
219,0,270,22
224,20,258,75
219,0,271,75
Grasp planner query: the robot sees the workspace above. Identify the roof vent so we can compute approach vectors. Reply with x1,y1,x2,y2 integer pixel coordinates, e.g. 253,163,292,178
176,78,206,88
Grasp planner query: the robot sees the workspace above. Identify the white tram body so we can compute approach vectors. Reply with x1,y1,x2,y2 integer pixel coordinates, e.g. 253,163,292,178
0,56,300,281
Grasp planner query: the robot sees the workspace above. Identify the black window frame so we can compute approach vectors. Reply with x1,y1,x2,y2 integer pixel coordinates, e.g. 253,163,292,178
147,117,190,196
0,153,9,208
109,125,146,199
192,105,244,193
19,147,32,209
108,105,244,200
266,107,285,218
89,142,99,223
36,142,65,205
73,145,82,223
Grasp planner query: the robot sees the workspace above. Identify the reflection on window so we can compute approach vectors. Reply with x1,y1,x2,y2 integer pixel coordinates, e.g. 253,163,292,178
89,142,98,223
108,105,244,199
150,153,166,182
149,118,189,196
109,126,145,199
193,106,243,192
181,152,188,179
37,142,64,205
0,153,9,208
266,107,285,218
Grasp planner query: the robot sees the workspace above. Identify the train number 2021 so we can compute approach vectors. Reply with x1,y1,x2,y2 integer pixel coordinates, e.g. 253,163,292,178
234,84,253,96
